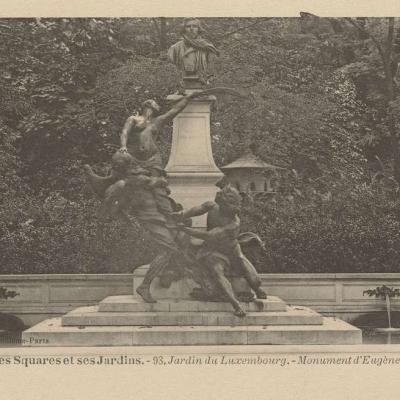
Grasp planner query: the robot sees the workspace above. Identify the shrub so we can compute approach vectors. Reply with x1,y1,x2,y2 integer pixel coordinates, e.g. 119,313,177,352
241,181,400,273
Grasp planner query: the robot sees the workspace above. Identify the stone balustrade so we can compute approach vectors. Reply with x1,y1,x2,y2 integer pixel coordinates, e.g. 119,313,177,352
0,273,398,326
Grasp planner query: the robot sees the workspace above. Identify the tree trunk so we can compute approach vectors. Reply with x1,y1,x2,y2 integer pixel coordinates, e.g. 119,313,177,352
384,19,400,182
152,17,167,52
392,131,400,183
159,17,167,51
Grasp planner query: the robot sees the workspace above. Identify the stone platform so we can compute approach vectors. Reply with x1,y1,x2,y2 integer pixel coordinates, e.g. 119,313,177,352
22,295,362,346
99,295,287,312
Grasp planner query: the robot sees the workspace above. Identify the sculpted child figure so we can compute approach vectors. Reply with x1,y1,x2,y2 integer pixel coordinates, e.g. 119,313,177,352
174,185,267,317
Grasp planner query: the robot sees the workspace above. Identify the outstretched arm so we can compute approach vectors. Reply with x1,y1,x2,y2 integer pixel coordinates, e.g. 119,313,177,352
120,116,136,151
153,87,244,131
171,201,215,222
180,201,215,219
153,93,196,129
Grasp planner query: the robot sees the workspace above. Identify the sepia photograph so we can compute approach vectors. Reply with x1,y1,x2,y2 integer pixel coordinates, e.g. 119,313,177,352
1,14,399,346
1,1,400,398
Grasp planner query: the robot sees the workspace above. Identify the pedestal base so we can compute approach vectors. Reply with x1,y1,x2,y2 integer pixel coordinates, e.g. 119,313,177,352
22,295,362,346
165,95,223,227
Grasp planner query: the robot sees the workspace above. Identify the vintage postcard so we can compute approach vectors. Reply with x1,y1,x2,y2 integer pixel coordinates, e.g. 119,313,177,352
0,1,400,399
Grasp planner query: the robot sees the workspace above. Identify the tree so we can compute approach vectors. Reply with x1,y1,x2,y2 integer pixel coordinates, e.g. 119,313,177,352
0,18,399,274
299,15,400,183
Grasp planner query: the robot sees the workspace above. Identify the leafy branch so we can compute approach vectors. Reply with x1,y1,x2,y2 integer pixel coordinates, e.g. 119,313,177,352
363,285,400,299
217,19,266,41
0,287,19,300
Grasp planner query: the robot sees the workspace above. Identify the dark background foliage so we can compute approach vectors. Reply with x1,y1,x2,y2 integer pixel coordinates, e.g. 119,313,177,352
0,17,399,274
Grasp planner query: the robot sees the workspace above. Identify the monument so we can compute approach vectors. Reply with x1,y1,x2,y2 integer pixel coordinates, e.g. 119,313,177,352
22,19,362,346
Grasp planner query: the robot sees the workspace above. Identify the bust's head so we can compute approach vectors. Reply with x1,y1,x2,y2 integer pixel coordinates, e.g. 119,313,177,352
180,18,203,39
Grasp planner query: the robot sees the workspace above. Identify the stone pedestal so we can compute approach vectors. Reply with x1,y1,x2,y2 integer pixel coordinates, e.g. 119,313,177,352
22,296,362,346
165,94,223,227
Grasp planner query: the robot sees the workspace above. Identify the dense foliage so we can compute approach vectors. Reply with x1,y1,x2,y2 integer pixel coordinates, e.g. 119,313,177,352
0,17,399,274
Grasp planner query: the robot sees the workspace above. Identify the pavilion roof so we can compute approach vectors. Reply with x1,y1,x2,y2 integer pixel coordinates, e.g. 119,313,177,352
221,151,284,171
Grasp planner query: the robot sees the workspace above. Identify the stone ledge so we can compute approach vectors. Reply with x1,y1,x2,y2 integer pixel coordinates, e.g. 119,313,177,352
1,272,400,281
22,317,362,346
61,305,323,327
99,296,287,313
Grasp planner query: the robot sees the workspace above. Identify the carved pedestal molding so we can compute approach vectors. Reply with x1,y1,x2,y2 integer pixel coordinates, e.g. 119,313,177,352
165,94,223,227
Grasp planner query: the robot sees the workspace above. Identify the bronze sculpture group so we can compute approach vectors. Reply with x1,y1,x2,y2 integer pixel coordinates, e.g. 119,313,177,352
84,18,267,317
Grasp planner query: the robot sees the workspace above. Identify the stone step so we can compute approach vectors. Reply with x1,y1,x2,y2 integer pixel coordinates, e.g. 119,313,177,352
22,317,362,346
61,305,323,327
98,296,287,313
